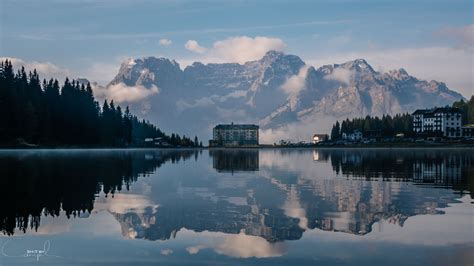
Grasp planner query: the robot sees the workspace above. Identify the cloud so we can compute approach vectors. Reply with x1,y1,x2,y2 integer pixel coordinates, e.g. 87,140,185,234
177,36,287,66
280,66,309,110
93,83,159,103
435,24,474,50
212,36,286,64
81,61,121,85
159,38,172,46
281,66,309,96
323,68,354,85
1,57,70,81
185,40,207,53
260,114,335,143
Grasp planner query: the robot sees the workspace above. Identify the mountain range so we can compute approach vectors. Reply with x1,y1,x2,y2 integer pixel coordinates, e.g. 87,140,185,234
104,51,464,143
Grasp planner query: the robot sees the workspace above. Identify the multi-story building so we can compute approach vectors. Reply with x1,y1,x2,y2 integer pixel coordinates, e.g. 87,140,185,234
461,124,474,138
209,123,259,147
412,107,462,138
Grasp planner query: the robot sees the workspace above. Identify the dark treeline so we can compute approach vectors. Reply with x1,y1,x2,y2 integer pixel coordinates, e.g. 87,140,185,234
330,113,413,140
453,96,474,124
0,150,198,235
0,60,200,147
330,97,474,141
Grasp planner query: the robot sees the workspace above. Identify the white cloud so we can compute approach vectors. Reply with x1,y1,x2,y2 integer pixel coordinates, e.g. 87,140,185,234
1,57,70,81
94,83,159,103
81,61,121,85
281,66,309,96
185,40,207,53
260,115,335,143
307,46,474,98
280,66,309,110
159,38,173,46
178,36,287,65
323,68,354,85
212,36,286,64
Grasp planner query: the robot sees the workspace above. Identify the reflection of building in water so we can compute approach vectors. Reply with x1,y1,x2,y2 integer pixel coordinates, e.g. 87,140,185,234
412,155,464,186
107,149,472,243
312,150,329,162
210,150,259,172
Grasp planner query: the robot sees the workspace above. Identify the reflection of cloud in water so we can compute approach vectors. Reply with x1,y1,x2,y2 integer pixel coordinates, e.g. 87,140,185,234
186,244,208,255
282,185,308,230
178,229,286,258
161,248,173,255
215,230,286,258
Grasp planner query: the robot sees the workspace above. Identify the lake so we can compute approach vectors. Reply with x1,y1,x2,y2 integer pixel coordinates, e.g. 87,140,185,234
0,148,472,265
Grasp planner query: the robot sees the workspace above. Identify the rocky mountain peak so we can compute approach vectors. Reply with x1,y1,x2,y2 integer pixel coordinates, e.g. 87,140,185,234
105,52,464,142
388,68,411,80
337,58,375,73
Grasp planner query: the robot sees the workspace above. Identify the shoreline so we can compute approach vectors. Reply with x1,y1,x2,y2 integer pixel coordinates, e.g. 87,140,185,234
0,144,473,151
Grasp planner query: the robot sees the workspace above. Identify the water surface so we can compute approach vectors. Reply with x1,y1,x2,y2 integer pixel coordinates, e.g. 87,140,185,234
0,148,473,265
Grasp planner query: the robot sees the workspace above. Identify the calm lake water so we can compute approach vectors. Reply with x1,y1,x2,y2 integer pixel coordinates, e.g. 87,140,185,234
0,148,473,265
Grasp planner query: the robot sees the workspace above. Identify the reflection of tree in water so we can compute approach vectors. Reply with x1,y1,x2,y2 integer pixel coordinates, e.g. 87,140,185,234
113,150,472,243
0,150,197,235
299,149,474,235
2,149,472,243
321,149,473,197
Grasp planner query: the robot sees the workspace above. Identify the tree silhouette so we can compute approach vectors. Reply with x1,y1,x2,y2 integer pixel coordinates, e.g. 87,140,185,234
0,60,201,147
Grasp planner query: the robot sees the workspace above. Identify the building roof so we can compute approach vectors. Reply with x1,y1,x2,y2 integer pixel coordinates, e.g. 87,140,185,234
412,107,462,115
214,124,259,130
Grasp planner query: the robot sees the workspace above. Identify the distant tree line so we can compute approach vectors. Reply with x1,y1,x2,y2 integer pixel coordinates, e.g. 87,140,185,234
0,60,201,147
330,113,413,140
453,96,474,125
330,96,474,141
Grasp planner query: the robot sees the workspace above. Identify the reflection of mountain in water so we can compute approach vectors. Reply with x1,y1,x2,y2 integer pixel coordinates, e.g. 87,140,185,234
210,149,259,173
0,150,198,235
1,149,472,242
112,149,472,243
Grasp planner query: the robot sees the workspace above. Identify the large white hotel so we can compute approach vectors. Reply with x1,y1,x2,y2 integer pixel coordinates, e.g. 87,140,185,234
412,107,462,138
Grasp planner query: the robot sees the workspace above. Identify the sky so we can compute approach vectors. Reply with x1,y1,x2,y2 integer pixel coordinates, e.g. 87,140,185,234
0,0,473,97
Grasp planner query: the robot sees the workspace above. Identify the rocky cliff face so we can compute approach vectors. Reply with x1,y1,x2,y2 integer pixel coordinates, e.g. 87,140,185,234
107,51,464,142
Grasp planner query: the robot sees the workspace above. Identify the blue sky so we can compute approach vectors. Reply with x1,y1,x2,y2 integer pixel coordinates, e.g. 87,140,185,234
1,0,473,96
